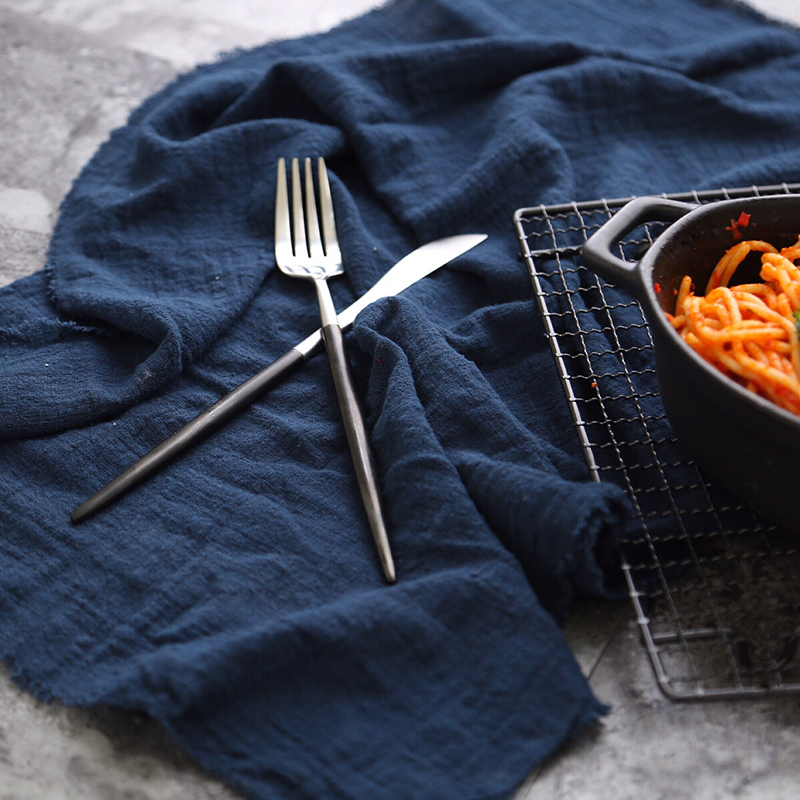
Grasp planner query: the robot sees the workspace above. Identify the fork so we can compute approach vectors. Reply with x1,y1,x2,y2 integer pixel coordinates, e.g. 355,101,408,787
275,157,396,583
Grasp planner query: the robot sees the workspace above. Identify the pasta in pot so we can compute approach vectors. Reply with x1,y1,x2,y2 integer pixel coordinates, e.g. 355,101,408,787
667,236,800,417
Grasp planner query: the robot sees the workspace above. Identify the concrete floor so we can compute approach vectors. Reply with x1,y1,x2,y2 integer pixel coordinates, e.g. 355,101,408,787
2,1,800,798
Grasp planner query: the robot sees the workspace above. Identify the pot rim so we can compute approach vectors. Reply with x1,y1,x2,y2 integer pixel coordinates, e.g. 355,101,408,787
637,194,800,434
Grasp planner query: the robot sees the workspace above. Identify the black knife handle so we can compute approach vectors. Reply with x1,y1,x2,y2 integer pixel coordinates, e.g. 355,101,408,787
322,323,396,583
71,347,307,523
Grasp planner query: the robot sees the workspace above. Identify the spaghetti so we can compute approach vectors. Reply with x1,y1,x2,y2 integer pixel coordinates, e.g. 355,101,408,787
667,236,800,416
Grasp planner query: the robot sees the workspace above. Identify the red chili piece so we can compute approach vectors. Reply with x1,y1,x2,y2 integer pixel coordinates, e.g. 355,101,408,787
726,211,751,241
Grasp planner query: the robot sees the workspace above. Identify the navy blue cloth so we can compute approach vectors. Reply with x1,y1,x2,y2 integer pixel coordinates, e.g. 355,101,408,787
2,1,800,797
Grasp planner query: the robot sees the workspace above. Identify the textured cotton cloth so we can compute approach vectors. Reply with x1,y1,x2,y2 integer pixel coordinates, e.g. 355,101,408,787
3,1,800,798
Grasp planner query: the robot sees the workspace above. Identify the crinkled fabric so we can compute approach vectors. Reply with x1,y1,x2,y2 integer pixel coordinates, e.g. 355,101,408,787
2,1,799,798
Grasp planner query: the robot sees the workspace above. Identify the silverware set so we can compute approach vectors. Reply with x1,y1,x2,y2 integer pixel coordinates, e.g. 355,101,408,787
71,156,487,582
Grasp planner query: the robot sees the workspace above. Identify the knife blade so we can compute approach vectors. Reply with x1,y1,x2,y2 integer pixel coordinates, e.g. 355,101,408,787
71,233,487,523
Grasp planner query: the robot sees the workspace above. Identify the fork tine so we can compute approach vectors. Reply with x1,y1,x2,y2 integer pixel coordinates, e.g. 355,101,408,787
274,158,293,265
290,157,307,258
304,157,324,261
317,157,341,262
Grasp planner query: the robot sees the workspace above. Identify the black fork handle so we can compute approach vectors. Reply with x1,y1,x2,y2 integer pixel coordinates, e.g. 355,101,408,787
322,323,396,583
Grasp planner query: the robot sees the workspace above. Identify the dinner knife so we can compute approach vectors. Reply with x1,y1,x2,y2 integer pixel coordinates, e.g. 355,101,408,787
71,233,487,523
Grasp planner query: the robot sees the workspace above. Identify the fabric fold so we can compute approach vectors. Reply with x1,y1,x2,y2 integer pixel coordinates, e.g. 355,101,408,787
354,296,629,621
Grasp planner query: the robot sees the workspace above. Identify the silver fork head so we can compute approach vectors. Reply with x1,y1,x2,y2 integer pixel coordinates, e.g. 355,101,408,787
274,157,343,280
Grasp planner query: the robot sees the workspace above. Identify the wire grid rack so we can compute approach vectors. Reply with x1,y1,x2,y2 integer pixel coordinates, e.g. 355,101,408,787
514,183,800,701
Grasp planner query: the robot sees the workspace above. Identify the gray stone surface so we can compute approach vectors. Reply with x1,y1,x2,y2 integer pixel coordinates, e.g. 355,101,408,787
521,603,800,800
0,662,238,799
1,1,799,798
0,3,175,286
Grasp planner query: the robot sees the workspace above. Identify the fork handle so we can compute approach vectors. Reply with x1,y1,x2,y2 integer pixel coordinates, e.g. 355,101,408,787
322,322,396,584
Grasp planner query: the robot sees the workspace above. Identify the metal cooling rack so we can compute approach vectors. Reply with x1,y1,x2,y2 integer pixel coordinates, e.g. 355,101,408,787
514,183,800,701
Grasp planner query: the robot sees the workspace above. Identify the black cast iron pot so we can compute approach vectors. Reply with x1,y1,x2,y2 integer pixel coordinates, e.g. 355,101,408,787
581,194,800,532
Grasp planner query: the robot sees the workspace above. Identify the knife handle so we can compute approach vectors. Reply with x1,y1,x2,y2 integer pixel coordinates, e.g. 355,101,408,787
322,323,396,583
71,347,307,523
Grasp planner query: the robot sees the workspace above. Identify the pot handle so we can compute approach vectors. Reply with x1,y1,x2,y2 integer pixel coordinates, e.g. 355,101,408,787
581,196,696,299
